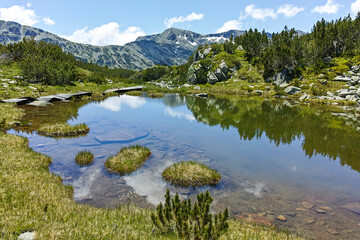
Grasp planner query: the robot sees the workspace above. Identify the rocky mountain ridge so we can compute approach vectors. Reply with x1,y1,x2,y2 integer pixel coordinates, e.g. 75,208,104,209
0,20,246,70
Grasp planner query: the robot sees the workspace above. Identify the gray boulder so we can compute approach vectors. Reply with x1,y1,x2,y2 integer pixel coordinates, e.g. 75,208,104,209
337,89,356,98
207,71,218,84
285,86,302,95
215,68,227,82
187,64,198,84
299,94,310,101
219,60,228,75
334,76,352,82
202,47,212,58
18,232,35,240
273,68,294,86
351,65,359,73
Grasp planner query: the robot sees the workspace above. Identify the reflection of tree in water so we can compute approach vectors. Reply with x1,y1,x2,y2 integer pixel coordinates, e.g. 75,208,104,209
162,94,187,108
186,96,360,172
15,100,91,134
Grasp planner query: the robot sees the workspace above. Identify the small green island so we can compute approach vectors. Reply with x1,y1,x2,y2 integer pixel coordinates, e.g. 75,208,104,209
75,151,94,166
104,145,151,175
37,123,90,137
162,161,221,187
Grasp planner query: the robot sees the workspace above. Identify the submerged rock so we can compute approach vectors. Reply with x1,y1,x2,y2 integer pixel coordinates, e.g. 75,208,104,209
236,213,274,227
341,203,360,215
276,215,287,222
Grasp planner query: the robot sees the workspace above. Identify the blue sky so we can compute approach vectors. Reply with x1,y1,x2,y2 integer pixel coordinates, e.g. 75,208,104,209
1,0,360,46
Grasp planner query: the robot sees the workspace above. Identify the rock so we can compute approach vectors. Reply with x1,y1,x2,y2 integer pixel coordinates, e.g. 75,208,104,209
299,94,310,101
351,76,360,82
323,56,332,64
346,95,358,101
215,68,227,82
285,86,302,95
9,80,17,84
18,232,35,240
341,203,360,215
219,60,228,74
1,83,8,88
318,206,332,210
28,86,37,90
320,80,328,85
202,47,212,58
207,71,218,84
276,215,287,222
326,229,339,235
315,220,325,226
337,89,356,98
188,74,197,85
236,45,244,51
334,76,352,82
254,90,263,96
315,208,326,214
318,74,325,79
266,210,274,215
1,78,10,82
302,201,315,209
285,212,297,217
236,213,274,227
352,65,360,73
194,86,200,90
273,67,294,86
327,91,334,97
307,219,315,224
349,86,357,90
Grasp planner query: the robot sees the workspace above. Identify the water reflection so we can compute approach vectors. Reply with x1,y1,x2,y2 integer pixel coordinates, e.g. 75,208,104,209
97,95,146,112
186,96,360,172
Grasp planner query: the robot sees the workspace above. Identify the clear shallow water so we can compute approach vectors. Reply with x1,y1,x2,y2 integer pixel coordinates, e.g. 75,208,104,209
9,94,360,239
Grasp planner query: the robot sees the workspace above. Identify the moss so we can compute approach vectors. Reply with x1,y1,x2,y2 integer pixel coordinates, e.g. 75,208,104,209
162,161,221,187
105,145,151,175
37,123,90,137
75,151,94,166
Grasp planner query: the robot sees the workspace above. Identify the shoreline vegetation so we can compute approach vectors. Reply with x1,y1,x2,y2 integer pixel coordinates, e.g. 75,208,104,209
0,103,302,239
37,123,90,137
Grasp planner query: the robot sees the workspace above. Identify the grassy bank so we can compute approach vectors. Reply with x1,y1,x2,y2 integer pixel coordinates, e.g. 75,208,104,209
38,123,90,137
0,103,302,239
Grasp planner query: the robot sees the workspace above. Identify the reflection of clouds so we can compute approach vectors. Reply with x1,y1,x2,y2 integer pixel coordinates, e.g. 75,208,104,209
164,107,195,122
244,182,264,198
124,159,175,205
73,168,101,200
98,96,146,112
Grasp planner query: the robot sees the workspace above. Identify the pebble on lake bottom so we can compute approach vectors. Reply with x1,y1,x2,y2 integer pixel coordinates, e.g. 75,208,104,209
276,215,287,222
326,229,339,235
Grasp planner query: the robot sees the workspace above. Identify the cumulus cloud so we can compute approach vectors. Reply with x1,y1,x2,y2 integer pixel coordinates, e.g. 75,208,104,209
0,5,38,26
351,0,360,16
61,22,145,46
312,0,342,14
42,17,55,26
164,12,204,28
216,4,303,32
277,4,305,18
245,5,277,20
0,4,55,27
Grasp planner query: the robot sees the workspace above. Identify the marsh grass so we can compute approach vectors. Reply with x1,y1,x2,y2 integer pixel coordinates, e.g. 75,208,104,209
147,91,164,98
162,161,221,187
105,145,151,175
75,150,94,166
37,123,89,137
0,103,24,129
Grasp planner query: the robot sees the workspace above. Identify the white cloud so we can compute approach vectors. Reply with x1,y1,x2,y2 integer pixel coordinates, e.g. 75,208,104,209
61,22,145,46
42,17,55,26
0,5,38,26
216,19,242,33
26,3,32,8
277,4,305,18
164,12,204,28
245,5,277,20
312,0,342,14
351,0,360,16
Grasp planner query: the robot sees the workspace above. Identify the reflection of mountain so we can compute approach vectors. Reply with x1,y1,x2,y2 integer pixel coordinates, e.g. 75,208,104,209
186,96,360,172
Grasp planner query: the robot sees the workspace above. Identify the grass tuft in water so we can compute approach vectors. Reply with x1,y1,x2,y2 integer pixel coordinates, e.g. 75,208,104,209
162,161,221,187
75,151,94,166
37,123,90,137
148,91,164,98
126,91,142,96
105,145,151,175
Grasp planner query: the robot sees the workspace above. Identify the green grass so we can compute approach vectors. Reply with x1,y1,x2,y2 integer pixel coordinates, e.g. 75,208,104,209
37,123,90,137
0,103,25,128
0,104,303,239
162,161,221,187
126,91,143,96
147,91,164,98
75,151,94,166
105,145,151,175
